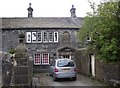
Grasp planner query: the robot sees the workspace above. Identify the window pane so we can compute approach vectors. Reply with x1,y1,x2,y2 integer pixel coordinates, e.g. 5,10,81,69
42,53,49,64
49,32,53,42
37,32,42,43
32,32,37,43
26,32,31,43
54,32,58,42
43,32,48,42
34,53,41,65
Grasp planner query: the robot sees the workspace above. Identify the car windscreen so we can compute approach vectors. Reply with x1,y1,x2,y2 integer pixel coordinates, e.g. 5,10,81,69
57,60,75,67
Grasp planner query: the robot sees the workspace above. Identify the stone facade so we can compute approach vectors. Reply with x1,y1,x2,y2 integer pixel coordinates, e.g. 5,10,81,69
2,27,82,72
2,28,80,56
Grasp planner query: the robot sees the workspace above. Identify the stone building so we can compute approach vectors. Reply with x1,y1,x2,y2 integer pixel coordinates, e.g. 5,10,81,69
1,3,83,71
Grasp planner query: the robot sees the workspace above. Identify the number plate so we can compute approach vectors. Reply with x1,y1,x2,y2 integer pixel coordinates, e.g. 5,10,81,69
63,68,70,72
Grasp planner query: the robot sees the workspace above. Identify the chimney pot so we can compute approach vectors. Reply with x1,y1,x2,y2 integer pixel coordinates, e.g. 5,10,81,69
27,3,33,17
70,5,76,18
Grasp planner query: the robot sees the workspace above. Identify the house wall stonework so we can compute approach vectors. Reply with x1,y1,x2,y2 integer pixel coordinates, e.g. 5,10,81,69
2,28,78,53
2,29,19,51
2,28,79,72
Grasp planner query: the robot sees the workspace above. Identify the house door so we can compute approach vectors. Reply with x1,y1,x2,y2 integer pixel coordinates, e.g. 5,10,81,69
90,54,95,77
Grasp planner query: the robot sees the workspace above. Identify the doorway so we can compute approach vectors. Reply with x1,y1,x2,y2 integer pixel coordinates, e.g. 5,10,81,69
58,46,75,60
89,54,95,77
62,55,71,59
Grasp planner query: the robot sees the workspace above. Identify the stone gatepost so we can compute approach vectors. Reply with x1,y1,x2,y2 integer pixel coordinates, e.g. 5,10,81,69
11,32,33,87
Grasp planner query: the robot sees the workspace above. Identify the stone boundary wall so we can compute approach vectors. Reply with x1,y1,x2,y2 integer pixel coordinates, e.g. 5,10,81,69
96,60,120,83
75,49,120,84
74,50,89,75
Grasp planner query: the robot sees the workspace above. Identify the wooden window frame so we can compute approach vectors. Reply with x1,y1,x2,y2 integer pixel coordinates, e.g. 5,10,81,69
26,32,32,43
37,32,42,43
42,53,49,65
54,32,58,42
43,32,48,42
49,32,53,42
32,32,37,43
34,53,41,65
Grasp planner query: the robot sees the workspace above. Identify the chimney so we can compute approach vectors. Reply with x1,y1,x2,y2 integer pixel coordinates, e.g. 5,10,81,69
70,5,76,18
27,3,33,17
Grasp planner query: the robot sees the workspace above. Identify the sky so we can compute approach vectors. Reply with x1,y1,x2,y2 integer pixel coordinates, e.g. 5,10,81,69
0,0,101,17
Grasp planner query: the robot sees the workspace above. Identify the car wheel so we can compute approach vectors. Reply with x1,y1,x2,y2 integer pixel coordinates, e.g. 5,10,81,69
72,77,76,81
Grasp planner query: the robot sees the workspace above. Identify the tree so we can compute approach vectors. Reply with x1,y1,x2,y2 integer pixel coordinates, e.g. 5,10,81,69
78,0,98,46
78,1,120,62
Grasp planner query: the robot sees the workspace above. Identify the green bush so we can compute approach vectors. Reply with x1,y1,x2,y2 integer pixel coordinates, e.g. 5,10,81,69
9,48,15,54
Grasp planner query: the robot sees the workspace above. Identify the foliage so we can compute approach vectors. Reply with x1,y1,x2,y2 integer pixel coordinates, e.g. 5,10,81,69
77,0,98,45
78,1,120,62
9,48,15,54
78,17,93,43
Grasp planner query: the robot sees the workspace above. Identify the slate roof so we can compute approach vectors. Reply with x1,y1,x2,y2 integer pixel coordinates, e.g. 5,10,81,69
1,17,83,29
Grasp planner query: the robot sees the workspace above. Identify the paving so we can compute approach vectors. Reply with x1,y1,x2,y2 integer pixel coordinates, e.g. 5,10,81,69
32,73,107,87
0,72,108,87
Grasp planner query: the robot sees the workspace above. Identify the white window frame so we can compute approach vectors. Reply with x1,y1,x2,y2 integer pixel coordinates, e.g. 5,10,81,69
42,53,49,65
26,32,31,43
54,32,58,42
37,32,42,43
32,32,37,43
34,53,41,65
49,32,53,42
43,32,48,42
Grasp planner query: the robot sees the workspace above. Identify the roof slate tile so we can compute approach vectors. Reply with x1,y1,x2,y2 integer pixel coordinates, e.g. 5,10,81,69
1,17,83,29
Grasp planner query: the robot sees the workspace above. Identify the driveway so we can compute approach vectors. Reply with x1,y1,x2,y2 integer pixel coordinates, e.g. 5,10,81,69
33,73,107,87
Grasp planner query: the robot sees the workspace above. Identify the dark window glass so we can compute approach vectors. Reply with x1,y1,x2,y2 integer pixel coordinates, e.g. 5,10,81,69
49,32,53,42
57,60,74,67
43,32,48,42
37,32,42,42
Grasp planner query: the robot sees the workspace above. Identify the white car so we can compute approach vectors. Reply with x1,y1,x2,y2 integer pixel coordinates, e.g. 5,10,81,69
49,58,77,81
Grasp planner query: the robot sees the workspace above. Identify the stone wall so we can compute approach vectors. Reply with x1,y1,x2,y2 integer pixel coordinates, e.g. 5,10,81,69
74,50,89,75
75,49,120,84
96,60,120,83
